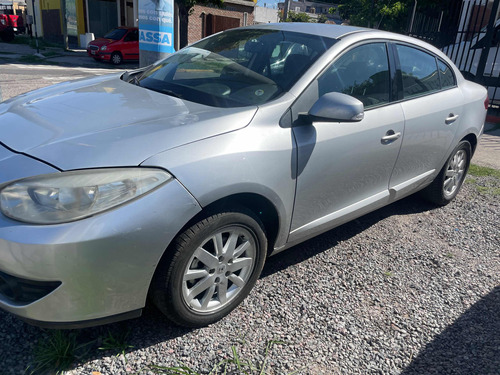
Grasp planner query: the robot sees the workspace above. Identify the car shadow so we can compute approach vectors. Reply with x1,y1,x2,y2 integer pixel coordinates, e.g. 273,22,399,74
401,285,500,375
0,193,441,371
262,193,437,278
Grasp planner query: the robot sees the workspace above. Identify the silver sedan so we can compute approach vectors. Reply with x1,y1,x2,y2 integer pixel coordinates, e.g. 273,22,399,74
0,23,487,328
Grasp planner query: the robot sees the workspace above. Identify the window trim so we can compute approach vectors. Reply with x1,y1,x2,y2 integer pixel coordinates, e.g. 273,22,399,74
299,40,396,116
286,38,460,128
391,42,458,103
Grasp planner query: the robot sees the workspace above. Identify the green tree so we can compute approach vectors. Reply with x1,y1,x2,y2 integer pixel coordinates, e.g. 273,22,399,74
176,0,224,48
280,10,311,23
317,14,328,23
336,0,449,33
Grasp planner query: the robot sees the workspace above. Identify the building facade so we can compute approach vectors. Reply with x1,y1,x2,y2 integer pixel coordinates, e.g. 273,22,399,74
188,0,255,45
278,0,341,23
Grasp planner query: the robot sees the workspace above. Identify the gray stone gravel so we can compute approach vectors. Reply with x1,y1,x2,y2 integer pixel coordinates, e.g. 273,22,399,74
0,175,498,375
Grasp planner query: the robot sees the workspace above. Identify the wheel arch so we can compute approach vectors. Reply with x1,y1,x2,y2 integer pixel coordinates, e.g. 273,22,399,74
184,193,281,256
461,133,478,156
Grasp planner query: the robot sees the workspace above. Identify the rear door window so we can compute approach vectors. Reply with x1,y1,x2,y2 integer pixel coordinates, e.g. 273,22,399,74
396,44,440,98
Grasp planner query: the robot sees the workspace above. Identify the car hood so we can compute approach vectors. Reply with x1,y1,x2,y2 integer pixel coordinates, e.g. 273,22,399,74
89,38,115,47
0,75,257,170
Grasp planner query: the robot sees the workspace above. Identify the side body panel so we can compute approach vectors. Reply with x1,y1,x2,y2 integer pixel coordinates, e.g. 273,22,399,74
389,88,465,192
289,103,404,243
142,97,297,250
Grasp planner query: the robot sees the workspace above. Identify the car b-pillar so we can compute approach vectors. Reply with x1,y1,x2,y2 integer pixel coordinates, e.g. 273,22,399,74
138,0,176,66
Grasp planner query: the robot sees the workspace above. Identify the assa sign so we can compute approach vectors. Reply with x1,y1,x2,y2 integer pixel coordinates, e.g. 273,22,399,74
140,30,172,46
138,24,175,54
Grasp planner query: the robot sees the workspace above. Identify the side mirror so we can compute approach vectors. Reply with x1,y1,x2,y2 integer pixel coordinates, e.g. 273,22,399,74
307,92,364,122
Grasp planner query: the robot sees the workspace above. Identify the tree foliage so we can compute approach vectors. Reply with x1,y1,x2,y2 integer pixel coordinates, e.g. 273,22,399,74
336,0,450,33
317,14,328,23
280,11,311,23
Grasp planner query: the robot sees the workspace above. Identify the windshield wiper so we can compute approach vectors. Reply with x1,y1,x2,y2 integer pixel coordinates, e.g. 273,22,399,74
131,76,141,86
159,89,183,99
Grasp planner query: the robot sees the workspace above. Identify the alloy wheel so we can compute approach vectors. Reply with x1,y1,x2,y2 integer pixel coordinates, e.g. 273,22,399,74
181,226,256,314
443,149,467,198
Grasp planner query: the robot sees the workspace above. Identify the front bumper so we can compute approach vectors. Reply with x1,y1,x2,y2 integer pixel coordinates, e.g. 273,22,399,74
87,49,111,61
0,153,201,326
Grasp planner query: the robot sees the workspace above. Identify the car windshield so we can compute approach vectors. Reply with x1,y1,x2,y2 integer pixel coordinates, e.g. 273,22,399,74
136,29,337,107
104,28,127,40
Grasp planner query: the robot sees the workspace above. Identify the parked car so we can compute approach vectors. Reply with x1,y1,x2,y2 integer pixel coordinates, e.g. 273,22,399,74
87,27,139,65
0,13,21,42
0,23,487,328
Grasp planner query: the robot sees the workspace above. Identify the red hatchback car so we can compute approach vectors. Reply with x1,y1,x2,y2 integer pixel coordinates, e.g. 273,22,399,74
87,27,139,65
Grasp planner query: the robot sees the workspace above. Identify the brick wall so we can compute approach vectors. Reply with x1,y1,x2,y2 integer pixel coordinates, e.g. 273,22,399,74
188,3,255,45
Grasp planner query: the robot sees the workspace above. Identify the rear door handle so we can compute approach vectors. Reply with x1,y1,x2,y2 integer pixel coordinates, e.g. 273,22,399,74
445,113,459,124
381,131,401,142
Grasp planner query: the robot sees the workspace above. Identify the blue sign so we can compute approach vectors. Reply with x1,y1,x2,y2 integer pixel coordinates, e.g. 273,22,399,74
138,0,175,53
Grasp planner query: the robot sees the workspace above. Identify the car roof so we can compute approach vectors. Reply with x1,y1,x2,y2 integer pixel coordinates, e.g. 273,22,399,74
243,23,369,40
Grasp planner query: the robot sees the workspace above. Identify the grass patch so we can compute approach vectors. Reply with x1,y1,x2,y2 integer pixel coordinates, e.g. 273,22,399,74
98,328,133,359
28,328,296,375
28,331,93,374
11,35,63,50
468,164,500,178
149,340,297,375
18,55,43,63
383,271,394,278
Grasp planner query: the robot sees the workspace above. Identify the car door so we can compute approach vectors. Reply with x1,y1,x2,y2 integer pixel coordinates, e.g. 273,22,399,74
288,42,405,243
388,44,463,197
122,29,139,60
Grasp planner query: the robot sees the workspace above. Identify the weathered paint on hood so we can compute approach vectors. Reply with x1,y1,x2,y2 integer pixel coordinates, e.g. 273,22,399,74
0,74,257,170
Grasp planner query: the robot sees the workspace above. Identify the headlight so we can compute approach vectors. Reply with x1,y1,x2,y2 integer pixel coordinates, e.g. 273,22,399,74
0,168,171,224
101,45,107,51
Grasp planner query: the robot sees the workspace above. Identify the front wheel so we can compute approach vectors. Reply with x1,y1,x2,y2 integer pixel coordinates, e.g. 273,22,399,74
421,140,471,205
111,52,122,65
150,209,267,327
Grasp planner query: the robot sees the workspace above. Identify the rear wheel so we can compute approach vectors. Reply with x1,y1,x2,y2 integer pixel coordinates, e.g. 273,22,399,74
111,52,122,65
421,140,471,205
151,208,267,327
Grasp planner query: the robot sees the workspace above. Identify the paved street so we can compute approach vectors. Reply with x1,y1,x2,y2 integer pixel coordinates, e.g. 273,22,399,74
0,63,126,102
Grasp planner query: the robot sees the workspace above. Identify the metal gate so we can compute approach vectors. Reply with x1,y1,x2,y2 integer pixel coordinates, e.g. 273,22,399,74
408,0,500,107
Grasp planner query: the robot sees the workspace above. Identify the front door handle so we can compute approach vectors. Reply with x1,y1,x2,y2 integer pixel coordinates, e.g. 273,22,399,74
381,130,401,143
445,113,459,124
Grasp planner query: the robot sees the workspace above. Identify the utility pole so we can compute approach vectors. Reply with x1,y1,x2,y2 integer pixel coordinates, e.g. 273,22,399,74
31,0,39,54
60,0,68,49
283,0,290,21
408,0,417,35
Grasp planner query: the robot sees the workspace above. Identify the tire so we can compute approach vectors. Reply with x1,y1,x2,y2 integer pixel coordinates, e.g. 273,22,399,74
111,52,122,65
421,140,471,206
150,208,267,327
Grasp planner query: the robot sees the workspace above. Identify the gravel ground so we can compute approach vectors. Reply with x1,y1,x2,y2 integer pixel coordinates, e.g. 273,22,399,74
0,174,499,375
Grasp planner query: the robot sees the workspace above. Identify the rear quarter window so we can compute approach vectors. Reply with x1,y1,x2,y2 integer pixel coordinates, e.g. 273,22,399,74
438,59,456,88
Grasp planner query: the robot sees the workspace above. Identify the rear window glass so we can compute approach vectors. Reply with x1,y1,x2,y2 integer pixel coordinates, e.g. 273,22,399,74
396,44,440,98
